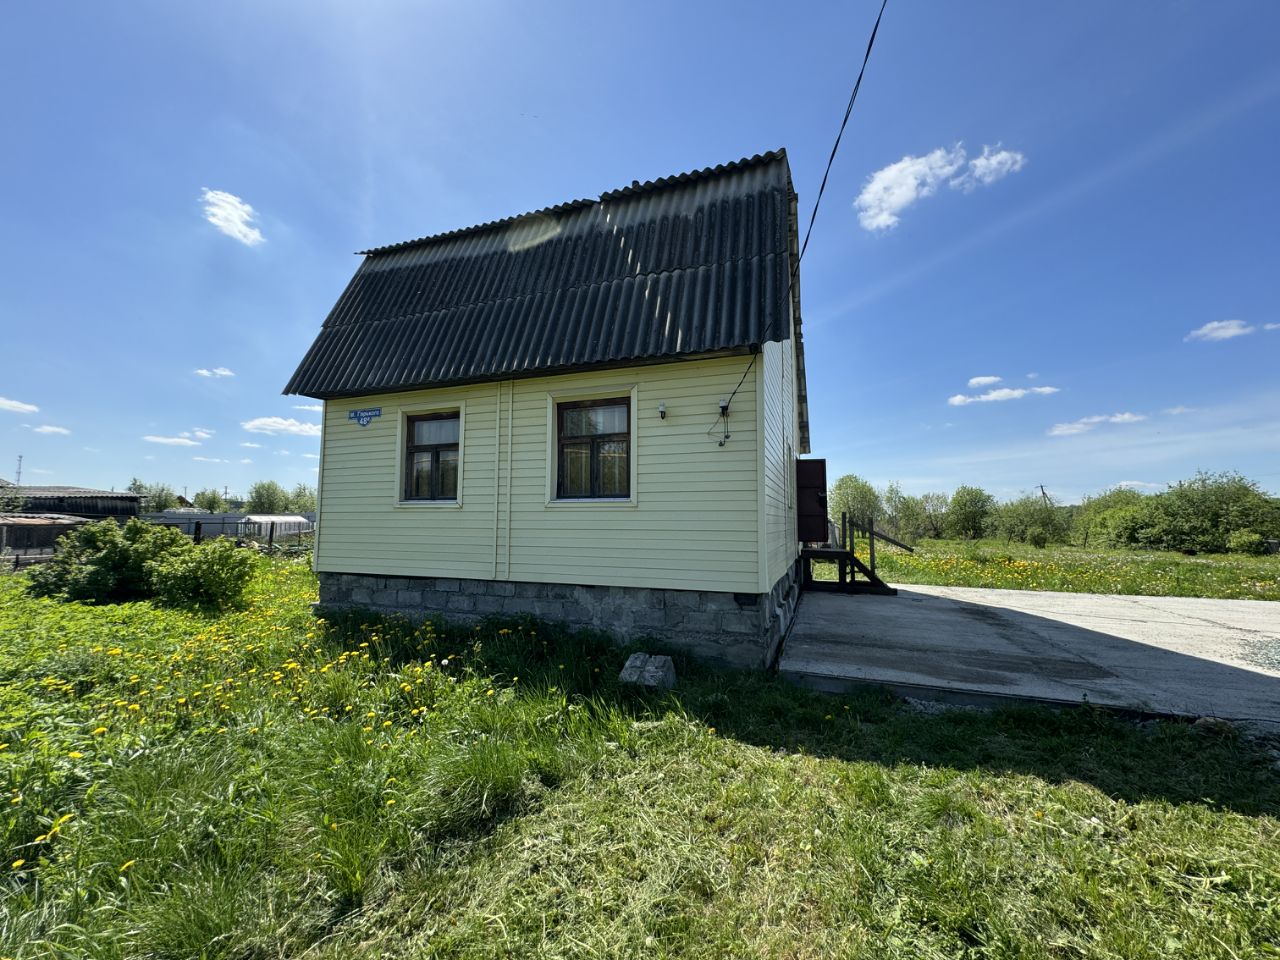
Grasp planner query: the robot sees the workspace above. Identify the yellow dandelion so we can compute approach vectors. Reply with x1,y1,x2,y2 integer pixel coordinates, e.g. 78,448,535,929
119,859,137,873
11,859,24,869
68,751,84,759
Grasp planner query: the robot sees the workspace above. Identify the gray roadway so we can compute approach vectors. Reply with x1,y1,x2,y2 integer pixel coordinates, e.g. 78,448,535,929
779,586,1280,726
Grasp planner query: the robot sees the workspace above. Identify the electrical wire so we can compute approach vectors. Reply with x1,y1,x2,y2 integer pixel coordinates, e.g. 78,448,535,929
711,0,891,438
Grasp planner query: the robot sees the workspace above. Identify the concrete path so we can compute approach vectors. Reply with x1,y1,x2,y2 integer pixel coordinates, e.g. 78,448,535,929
779,586,1280,725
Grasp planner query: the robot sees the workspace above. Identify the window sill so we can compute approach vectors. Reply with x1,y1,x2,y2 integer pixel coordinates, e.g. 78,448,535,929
545,497,637,508
393,499,463,509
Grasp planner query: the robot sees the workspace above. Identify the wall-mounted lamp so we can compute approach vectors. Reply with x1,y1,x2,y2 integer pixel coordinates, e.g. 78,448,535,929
658,402,666,420
717,398,731,446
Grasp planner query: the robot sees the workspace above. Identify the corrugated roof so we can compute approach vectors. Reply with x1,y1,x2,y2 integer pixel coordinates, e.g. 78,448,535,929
11,486,141,499
284,150,809,450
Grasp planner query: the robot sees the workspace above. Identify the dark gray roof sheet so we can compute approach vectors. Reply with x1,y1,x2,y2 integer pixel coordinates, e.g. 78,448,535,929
12,486,141,499
285,151,806,403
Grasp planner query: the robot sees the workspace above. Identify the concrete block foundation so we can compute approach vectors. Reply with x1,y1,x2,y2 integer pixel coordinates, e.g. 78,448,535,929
316,563,801,670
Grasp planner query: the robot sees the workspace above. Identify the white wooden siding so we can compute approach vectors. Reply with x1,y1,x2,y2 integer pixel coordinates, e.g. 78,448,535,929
760,307,799,589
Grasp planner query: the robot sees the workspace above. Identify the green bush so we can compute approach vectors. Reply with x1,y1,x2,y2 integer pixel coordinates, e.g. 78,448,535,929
27,519,255,610
27,518,189,603
149,538,258,609
1226,530,1267,556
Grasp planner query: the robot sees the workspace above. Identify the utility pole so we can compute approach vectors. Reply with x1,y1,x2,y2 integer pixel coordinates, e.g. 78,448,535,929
1038,484,1051,507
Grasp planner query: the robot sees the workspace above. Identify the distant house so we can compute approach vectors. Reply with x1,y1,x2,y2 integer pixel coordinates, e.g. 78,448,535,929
285,150,810,668
0,480,141,520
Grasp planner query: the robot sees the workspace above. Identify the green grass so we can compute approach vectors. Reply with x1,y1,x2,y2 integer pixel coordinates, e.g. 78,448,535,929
2,561,1279,958
817,538,1280,600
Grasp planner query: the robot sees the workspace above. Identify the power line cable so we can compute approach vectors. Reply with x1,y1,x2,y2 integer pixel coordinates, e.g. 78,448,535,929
712,0,891,436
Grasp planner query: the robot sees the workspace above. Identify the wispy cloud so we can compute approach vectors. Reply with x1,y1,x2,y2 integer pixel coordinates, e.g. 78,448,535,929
1164,405,1194,415
240,458,253,464
967,375,1002,388
293,404,323,412
242,416,321,438
194,366,235,378
0,396,39,414
855,146,965,230
240,442,262,448
192,456,229,464
1048,412,1146,437
951,145,1027,192
1184,319,1254,342
32,425,70,435
143,435,200,446
200,189,264,246
301,453,320,460
948,386,1059,406
855,143,1026,230
1266,323,1280,331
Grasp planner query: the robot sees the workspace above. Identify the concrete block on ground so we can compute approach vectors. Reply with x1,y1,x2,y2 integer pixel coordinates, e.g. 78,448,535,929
619,653,676,689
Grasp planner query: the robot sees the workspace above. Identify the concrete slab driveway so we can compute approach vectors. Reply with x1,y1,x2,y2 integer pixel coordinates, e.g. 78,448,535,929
779,586,1280,726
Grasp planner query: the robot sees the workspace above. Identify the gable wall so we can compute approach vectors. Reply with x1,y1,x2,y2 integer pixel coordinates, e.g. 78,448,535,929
315,356,762,593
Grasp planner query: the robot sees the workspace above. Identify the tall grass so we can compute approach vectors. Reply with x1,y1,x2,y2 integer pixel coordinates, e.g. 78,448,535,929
819,538,1280,599
2,562,1278,958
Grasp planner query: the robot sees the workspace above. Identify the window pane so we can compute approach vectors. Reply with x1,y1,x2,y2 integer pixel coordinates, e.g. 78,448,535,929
597,439,629,497
559,443,591,497
410,451,433,498
561,402,626,437
413,415,459,445
438,448,459,500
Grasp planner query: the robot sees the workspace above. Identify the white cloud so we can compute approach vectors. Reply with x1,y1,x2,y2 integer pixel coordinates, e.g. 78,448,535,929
1026,373,1039,380
143,435,201,446
239,458,254,464
33,425,70,435
1184,319,1254,342
854,142,1026,230
1265,323,1280,331
194,366,235,378
1164,405,1194,415
200,189,264,247
192,456,229,463
192,427,214,440
301,453,320,460
240,441,262,448
0,396,39,414
242,416,321,437
967,375,1002,388
83,447,101,453
274,450,291,456
293,404,323,412
951,145,1027,192
854,145,966,230
1048,412,1147,437
948,386,1059,406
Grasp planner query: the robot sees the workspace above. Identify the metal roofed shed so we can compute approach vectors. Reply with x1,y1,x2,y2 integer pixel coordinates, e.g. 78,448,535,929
2,485,141,520
284,149,809,454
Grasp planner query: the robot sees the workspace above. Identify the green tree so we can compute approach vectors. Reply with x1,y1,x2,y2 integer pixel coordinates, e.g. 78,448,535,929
918,493,950,539
989,493,1069,547
1116,471,1280,553
192,488,226,513
1074,487,1147,547
0,484,22,513
288,483,317,514
828,474,881,530
245,480,290,514
945,485,994,540
128,478,178,513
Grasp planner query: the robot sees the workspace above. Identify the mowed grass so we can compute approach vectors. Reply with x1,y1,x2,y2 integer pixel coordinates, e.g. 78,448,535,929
817,538,1280,600
2,561,1279,959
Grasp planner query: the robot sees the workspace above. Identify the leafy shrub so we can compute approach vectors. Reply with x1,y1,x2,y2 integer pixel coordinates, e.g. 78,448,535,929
28,518,189,603
27,518,255,610
1226,530,1267,556
149,538,257,609
1027,527,1050,549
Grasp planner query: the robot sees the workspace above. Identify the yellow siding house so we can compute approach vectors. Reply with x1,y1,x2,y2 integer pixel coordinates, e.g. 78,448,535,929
286,150,810,668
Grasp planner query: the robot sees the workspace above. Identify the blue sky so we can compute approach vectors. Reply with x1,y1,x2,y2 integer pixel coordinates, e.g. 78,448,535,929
2,0,1277,502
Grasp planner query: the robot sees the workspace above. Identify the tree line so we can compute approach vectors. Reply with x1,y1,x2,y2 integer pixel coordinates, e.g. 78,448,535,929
828,471,1280,555
127,479,317,515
